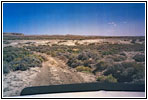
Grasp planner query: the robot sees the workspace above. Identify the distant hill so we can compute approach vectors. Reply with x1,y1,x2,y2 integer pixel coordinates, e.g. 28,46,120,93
3,32,24,36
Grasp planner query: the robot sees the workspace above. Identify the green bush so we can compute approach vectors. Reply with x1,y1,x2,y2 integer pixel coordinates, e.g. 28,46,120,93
67,58,83,68
78,51,99,60
76,66,92,73
97,74,117,83
93,61,108,73
133,54,145,62
3,46,46,73
3,61,10,74
102,51,113,55
67,51,100,68
104,62,145,83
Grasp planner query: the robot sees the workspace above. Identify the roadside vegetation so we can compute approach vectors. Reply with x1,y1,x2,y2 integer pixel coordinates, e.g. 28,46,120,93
97,74,117,83
3,34,145,84
133,54,145,62
104,62,145,84
3,41,11,44
25,41,145,84
3,46,46,74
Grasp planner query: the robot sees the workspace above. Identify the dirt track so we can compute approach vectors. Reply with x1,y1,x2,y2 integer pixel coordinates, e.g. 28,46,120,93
32,52,96,86
3,52,96,97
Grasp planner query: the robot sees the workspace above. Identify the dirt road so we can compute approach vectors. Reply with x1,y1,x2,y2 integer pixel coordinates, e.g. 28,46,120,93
3,52,96,97
32,52,96,86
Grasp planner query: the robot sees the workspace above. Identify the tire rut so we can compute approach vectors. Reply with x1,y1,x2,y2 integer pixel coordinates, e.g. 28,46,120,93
31,52,95,86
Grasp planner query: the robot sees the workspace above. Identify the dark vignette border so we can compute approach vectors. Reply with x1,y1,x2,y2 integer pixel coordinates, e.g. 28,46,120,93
1,1,147,99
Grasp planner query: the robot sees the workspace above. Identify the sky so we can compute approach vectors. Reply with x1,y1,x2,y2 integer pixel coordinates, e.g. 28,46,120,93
3,3,145,36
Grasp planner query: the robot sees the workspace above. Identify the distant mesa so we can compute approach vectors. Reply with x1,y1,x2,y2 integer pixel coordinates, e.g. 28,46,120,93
3,32,24,36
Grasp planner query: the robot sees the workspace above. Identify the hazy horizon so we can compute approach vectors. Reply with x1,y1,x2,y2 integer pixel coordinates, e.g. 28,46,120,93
3,3,145,36
3,32,145,37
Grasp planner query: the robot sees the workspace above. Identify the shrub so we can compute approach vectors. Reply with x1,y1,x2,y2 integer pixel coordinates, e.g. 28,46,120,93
67,51,100,68
10,55,43,71
67,57,83,68
89,43,95,45
76,66,92,73
3,61,10,74
50,51,57,57
102,51,113,55
25,42,33,44
93,61,108,73
52,44,58,46
97,74,117,83
83,59,95,67
120,52,126,56
78,52,89,60
78,51,99,61
131,39,137,44
3,46,46,72
98,43,144,53
104,62,145,83
138,38,145,42
3,41,10,44
133,54,145,62
112,55,126,62
75,42,80,45
58,40,67,43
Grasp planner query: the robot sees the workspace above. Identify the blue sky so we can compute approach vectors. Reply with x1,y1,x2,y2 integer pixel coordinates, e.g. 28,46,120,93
3,3,145,36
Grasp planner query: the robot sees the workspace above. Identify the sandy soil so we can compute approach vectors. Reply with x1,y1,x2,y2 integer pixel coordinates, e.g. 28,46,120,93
3,67,41,97
3,39,132,47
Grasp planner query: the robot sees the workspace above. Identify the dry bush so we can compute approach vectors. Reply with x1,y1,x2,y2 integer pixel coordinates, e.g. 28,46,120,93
104,62,145,83
97,74,117,83
112,55,127,62
76,66,92,73
3,46,46,73
133,54,145,62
